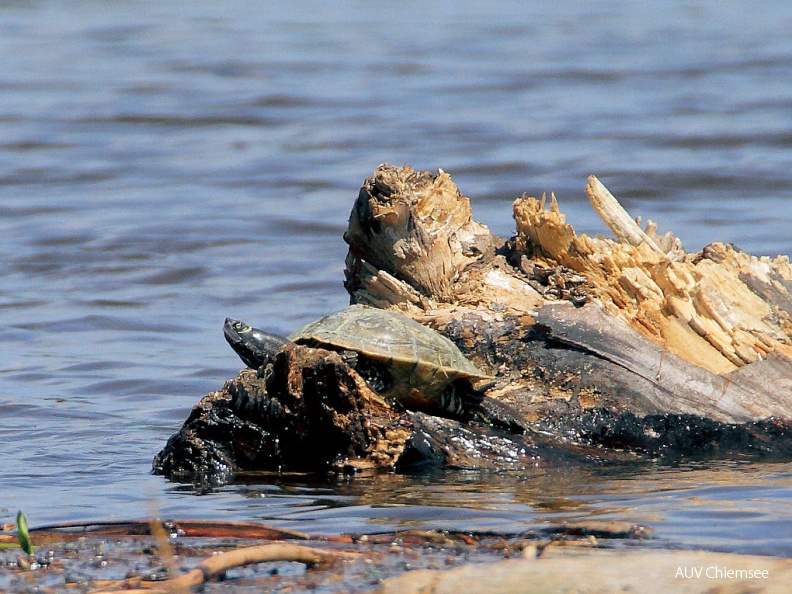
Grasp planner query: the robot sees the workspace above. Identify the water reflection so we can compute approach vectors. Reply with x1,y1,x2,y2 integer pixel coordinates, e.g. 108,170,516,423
156,461,792,556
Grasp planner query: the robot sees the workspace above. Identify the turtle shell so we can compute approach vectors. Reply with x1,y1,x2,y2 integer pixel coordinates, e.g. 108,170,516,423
288,304,489,408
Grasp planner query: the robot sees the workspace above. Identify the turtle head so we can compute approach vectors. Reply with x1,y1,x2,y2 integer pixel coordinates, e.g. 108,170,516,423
223,318,290,369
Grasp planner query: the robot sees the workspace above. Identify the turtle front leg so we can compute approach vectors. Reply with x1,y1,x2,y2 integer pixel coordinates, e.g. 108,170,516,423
473,396,530,435
439,383,528,434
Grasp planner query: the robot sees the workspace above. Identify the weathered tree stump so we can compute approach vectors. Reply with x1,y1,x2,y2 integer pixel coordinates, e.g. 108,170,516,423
155,164,792,481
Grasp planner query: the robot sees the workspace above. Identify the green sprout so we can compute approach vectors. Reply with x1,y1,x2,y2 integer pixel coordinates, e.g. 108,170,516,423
16,511,32,555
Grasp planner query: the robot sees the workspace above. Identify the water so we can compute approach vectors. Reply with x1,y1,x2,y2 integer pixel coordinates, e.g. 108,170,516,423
2,0,792,557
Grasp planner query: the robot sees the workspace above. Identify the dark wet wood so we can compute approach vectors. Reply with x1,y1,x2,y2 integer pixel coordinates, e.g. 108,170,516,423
154,347,412,478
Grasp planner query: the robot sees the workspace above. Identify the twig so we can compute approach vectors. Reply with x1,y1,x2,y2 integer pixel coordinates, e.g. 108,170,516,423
585,175,662,252
15,519,308,544
89,543,357,593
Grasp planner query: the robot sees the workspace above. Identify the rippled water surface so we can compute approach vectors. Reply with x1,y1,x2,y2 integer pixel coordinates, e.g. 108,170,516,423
2,0,792,557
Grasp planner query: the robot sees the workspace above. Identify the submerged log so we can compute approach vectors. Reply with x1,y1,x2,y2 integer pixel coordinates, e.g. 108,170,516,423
155,164,792,481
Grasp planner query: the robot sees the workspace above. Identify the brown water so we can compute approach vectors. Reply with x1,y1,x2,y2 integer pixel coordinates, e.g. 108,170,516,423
2,0,792,557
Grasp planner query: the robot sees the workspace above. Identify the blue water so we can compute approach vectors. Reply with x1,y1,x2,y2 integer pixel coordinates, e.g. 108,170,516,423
2,0,792,556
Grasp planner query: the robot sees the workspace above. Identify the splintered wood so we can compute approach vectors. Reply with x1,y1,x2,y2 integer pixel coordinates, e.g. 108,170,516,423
345,164,545,320
342,165,792,422
513,175,792,375
345,164,496,310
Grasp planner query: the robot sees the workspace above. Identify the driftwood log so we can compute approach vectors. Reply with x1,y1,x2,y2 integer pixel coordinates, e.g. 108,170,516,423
155,165,792,481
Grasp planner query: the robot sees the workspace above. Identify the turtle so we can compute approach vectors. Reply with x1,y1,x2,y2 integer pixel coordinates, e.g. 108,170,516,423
223,304,526,433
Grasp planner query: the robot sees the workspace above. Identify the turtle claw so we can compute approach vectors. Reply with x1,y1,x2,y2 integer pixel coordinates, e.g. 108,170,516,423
474,396,530,435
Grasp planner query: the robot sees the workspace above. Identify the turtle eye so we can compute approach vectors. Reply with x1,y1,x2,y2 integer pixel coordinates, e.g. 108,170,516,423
234,321,247,331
